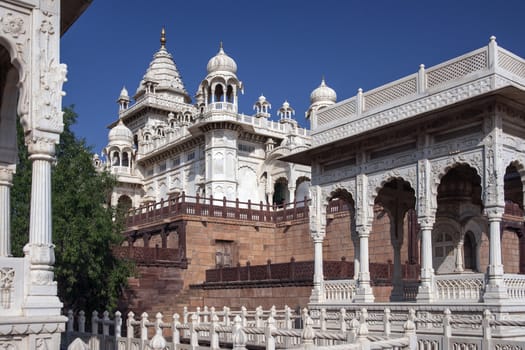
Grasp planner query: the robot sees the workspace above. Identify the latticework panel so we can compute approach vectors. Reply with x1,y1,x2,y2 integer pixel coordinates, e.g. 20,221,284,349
364,78,417,111
498,50,525,79
317,100,356,126
427,51,487,88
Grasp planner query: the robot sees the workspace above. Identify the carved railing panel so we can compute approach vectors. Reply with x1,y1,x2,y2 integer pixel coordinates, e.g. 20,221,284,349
434,274,485,302
0,257,25,315
504,274,525,300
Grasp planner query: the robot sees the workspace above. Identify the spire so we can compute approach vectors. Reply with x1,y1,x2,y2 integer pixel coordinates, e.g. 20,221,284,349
160,26,166,49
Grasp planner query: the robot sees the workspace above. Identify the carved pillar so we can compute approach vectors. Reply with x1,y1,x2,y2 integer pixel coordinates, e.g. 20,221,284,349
309,185,326,303
354,225,374,302
391,240,403,301
0,166,14,257
483,206,508,301
417,217,435,302
455,238,464,273
352,234,360,280
310,236,325,303
24,139,62,315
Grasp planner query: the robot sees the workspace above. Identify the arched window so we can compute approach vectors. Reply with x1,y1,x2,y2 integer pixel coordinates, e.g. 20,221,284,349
214,84,224,102
273,178,288,207
122,152,129,167
226,85,234,103
112,151,120,166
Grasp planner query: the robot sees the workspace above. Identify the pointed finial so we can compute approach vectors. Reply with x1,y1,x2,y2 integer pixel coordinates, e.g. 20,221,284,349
321,75,326,86
219,41,224,53
160,27,166,48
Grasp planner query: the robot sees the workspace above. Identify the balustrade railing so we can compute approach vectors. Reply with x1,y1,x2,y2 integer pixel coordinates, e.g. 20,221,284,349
64,305,419,350
204,258,419,287
504,274,525,300
65,305,525,350
124,193,313,228
324,279,357,302
434,273,485,302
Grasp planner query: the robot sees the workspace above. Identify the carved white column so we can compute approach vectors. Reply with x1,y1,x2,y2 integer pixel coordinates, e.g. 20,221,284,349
23,139,62,316
310,236,325,303
455,239,464,273
354,225,374,302
353,235,360,280
483,206,507,302
391,241,403,301
417,218,435,302
0,166,15,257
309,185,326,303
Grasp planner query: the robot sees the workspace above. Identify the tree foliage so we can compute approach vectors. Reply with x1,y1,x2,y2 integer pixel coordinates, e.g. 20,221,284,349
11,106,132,312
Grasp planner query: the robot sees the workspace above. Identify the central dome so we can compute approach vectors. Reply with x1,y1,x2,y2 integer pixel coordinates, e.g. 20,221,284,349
206,44,237,74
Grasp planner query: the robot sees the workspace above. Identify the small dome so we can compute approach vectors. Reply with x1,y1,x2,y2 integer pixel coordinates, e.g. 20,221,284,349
206,44,237,74
258,94,266,103
310,78,337,104
120,86,129,97
108,119,133,145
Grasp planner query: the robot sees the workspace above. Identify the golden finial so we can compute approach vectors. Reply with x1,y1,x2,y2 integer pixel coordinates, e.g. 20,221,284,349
160,27,166,48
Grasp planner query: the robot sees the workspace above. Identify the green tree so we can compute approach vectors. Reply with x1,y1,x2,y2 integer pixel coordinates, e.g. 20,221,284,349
11,106,132,312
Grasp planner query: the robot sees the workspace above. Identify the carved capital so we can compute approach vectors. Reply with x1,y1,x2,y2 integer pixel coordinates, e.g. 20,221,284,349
26,137,56,158
0,165,15,186
484,206,504,221
418,216,435,230
310,230,325,242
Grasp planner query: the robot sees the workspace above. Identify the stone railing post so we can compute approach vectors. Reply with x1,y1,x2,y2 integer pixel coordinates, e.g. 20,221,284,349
115,311,122,338
67,310,74,332
223,306,231,326
340,308,347,332
210,314,219,350
357,308,369,347
126,311,135,339
0,166,14,257
78,311,86,333
403,317,417,350
319,308,326,331
172,313,180,344
347,318,359,343
203,306,209,323
150,313,167,350
102,311,110,336
383,308,391,338
190,314,199,350
140,312,149,341
301,316,314,350
91,311,99,335
241,306,248,327
482,309,492,349
265,316,276,350
443,308,452,349
284,306,292,329
232,315,247,350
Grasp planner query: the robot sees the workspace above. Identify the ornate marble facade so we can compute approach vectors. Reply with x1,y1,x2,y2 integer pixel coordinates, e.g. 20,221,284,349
0,1,90,349
96,31,315,210
286,37,525,309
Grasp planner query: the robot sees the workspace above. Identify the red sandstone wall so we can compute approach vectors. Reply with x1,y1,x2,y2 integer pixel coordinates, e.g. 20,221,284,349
192,286,312,311
273,221,312,262
502,229,520,273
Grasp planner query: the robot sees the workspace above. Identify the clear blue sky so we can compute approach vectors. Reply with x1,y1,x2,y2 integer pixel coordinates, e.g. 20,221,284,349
61,0,525,154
